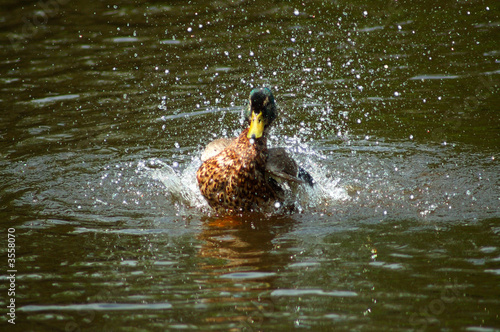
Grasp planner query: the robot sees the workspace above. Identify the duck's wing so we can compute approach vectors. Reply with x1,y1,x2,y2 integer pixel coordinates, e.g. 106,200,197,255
266,148,314,186
201,141,314,187
200,137,236,162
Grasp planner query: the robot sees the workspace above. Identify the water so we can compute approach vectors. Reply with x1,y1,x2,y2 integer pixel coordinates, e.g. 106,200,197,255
1,0,499,330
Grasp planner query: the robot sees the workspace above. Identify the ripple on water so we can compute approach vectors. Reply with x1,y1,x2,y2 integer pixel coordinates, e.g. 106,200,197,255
220,271,277,279
20,303,173,312
29,94,80,104
271,289,358,297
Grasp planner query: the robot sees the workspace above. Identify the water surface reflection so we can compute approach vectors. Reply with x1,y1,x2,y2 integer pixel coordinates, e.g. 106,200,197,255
196,215,294,328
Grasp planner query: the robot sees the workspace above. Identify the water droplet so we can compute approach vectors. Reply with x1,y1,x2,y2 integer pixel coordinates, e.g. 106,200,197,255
363,10,368,16
187,27,192,32
165,69,169,74
394,91,400,97
291,37,296,42
409,135,414,140
294,9,299,16
274,202,281,208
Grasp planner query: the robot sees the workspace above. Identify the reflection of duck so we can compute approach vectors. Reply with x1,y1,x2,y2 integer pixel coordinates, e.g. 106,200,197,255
195,214,295,328
196,87,314,213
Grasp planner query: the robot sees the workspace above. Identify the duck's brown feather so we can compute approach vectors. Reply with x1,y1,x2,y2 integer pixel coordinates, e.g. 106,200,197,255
196,128,277,213
200,137,304,184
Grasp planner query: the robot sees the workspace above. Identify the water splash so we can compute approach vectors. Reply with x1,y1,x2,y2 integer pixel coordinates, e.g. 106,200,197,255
138,158,208,213
139,144,349,216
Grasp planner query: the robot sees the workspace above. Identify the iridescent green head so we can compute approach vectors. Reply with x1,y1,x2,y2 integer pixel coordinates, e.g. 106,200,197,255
245,87,277,139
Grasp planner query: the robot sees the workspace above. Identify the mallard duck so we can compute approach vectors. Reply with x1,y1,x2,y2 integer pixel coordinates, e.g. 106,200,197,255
196,87,314,213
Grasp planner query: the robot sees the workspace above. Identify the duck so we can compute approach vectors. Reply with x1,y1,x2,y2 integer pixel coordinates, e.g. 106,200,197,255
196,87,314,213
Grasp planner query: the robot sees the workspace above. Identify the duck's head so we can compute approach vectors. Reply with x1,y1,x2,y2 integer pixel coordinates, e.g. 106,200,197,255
245,87,277,139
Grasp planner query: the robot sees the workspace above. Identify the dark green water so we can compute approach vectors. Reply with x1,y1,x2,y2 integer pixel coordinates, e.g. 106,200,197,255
1,0,499,331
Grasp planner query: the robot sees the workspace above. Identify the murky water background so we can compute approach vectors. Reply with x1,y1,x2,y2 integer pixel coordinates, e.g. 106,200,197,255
1,0,499,330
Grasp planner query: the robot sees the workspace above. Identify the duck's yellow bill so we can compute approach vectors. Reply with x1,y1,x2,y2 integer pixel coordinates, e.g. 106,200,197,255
247,111,264,139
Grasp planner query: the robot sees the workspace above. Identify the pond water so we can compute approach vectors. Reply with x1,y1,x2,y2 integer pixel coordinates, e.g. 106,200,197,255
1,0,499,330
